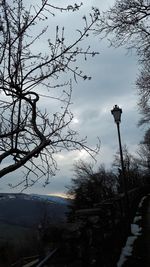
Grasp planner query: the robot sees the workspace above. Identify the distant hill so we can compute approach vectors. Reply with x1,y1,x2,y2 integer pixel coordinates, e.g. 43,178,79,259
31,193,69,205
0,193,69,228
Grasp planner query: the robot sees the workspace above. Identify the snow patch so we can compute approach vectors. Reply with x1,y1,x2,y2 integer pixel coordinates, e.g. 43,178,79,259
117,194,148,267
133,216,142,223
138,196,147,208
131,223,142,236
117,236,137,267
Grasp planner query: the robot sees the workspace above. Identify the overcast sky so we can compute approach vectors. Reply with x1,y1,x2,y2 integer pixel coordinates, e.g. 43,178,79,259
0,0,144,196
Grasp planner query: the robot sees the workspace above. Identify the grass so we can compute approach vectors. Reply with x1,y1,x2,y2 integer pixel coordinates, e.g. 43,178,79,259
0,222,34,245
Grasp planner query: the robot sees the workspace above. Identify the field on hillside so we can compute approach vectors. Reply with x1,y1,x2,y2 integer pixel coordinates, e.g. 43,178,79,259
0,222,36,244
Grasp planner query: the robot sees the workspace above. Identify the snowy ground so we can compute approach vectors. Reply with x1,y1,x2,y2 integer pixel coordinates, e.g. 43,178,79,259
117,194,150,267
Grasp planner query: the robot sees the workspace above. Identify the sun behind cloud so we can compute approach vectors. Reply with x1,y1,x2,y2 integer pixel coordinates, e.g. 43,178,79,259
72,117,79,124
47,193,68,199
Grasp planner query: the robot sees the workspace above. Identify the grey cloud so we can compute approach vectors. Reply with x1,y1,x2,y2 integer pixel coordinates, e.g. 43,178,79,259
1,0,143,196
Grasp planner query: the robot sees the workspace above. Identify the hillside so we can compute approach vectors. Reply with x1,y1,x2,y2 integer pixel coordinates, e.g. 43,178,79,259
0,193,69,228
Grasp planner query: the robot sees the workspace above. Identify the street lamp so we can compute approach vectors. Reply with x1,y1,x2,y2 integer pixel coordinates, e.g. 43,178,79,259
111,105,124,175
111,105,130,230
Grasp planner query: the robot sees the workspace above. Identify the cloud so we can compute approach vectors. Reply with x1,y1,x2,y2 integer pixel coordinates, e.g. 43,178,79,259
1,0,143,195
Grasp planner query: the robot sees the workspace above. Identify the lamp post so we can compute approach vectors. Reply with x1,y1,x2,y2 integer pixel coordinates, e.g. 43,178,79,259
111,105,130,230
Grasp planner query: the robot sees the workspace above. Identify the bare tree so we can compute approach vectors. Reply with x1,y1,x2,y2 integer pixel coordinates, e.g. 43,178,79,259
67,160,117,210
96,0,150,125
137,62,150,125
96,0,150,55
137,128,150,170
113,145,137,172
112,145,140,190
0,0,100,188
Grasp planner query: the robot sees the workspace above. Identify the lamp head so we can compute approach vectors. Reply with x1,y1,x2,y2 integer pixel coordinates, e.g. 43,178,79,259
111,105,122,124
